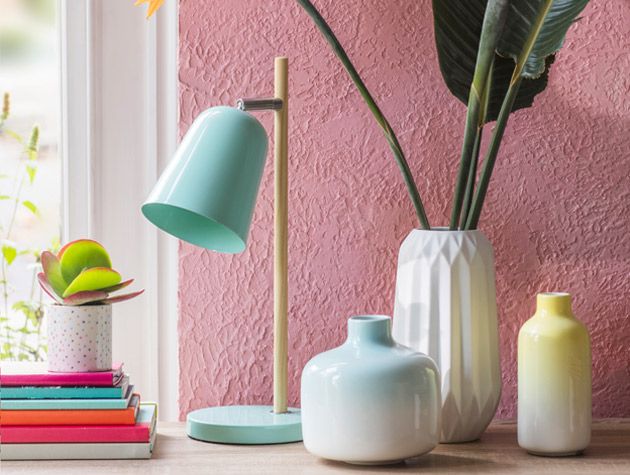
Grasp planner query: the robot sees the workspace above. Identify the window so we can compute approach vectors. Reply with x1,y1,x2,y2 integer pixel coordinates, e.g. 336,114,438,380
0,0,61,362
0,1,178,419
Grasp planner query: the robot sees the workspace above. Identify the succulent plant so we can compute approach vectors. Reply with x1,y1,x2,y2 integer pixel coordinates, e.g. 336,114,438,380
37,239,144,306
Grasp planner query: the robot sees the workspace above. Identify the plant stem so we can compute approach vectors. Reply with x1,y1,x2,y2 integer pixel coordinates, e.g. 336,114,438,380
35,285,43,361
465,77,522,229
295,0,430,229
450,96,482,230
2,259,11,358
6,174,25,239
18,266,38,360
18,311,27,359
460,58,492,229
460,126,483,228
449,0,509,229
1,140,28,359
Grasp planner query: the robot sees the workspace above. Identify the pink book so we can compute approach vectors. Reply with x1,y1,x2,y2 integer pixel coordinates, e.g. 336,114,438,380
0,403,156,444
0,362,124,387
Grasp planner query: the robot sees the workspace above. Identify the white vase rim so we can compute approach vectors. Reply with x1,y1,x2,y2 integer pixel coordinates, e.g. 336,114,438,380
539,291,570,297
46,303,112,308
349,315,390,323
412,227,481,233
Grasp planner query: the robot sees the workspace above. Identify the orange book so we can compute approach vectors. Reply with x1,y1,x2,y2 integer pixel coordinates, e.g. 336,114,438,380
0,394,139,426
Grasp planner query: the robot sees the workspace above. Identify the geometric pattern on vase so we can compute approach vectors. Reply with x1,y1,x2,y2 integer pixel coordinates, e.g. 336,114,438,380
393,229,501,442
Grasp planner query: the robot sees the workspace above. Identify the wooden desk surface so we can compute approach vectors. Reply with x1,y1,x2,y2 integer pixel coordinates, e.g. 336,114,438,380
2,420,630,474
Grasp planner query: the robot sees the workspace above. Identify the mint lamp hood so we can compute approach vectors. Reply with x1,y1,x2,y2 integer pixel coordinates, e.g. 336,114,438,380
141,106,268,253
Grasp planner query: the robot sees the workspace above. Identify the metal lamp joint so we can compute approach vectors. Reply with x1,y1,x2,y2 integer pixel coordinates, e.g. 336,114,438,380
236,98,283,111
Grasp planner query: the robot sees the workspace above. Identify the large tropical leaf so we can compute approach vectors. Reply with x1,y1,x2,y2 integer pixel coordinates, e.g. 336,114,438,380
462,0,590,229
498,0,589,78
433,0,552,122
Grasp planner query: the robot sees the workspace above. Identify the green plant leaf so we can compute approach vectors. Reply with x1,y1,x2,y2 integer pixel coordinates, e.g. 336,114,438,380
434,0,589,229
295,0,430,229
0,195,10,200
1,92,9,121
62,290,109,306
40,251,67,297
12,300,33,313
22,200,39,216
58,239,112,284
498,0,589,79
37,272,63,303
98,278,134,293
50,236,61,253
62,267,121,298
2,244,17,265
432,0,552,122
101,289,144,304
4,128,23,144
28,126,39,154
26,164,37,184
12,301,43,325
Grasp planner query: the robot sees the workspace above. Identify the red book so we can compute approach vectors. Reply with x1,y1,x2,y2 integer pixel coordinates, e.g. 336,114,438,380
0,395,139,426
0,362,124,387
0,403,156,444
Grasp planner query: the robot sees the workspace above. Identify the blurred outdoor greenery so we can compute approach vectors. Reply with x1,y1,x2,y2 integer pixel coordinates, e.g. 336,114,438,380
0,0,59,361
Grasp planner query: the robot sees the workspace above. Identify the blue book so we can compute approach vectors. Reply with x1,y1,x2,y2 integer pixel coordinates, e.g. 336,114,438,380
0,375,129,400
1,386,133,410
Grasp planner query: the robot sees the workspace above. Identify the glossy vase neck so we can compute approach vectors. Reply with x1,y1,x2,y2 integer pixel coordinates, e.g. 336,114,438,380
536,292,573,317
346,315,393,346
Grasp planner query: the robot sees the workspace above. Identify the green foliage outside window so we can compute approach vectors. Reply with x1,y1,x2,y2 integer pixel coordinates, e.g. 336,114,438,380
0,92,56,361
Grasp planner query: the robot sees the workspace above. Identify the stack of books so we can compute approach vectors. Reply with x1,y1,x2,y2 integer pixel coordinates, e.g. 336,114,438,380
0,362,157,460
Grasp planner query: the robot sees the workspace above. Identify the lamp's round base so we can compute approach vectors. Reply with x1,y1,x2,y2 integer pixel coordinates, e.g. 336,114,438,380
186,405,302,445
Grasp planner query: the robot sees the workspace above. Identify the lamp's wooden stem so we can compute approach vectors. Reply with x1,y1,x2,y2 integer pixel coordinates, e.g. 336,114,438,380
273,56,289,414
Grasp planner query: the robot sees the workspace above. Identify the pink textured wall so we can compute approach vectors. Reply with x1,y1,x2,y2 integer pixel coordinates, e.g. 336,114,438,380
178,0,630,419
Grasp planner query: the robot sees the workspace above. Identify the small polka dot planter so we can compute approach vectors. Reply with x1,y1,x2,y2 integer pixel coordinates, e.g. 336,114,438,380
46,304,112,372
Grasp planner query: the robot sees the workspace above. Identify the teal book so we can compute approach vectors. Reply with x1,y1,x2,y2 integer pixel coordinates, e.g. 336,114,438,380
1,386,133,410
0,375,129,400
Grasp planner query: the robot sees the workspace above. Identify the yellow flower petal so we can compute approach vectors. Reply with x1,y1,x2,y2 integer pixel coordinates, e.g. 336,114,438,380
146,0,164,18
134,0,164,18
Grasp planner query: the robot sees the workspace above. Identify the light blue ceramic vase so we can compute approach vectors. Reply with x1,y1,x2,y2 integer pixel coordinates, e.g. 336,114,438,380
301,315,441,465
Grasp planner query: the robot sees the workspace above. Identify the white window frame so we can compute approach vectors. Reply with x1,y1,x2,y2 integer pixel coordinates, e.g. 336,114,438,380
59,0,179,420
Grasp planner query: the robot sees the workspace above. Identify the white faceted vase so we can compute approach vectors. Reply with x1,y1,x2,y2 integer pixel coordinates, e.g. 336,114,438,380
392,229,501,443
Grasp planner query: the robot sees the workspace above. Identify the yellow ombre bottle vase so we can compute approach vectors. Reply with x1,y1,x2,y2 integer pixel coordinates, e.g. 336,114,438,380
518,292,591,456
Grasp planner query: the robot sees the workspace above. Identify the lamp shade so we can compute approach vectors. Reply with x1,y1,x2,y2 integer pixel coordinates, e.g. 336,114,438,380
142,106,268,253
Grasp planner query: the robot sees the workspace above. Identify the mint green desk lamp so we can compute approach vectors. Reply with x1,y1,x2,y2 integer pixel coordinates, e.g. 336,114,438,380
142,57,301,444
